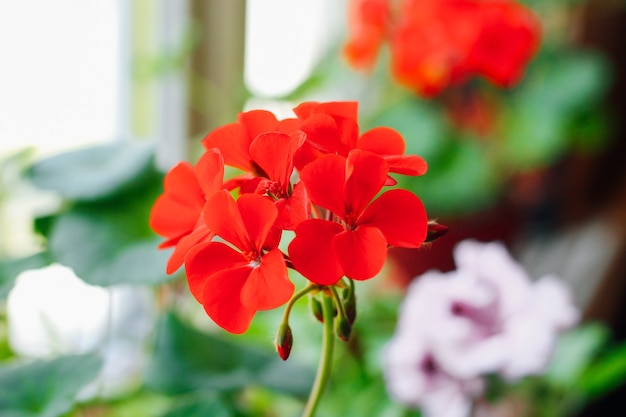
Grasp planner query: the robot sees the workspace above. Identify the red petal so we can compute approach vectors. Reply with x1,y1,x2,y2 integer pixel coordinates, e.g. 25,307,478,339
150,194,200,239
203,191,249,251
288,219,344,285
344,150,388,216
195,148,224,196
202,123,252,171
185,241,248,302
237,193,278,251
311,101,359,120
274,181,311,230
360,189,428,248
292,101,319,119
223,172,255,191
240,248,293,311
238,109,279,140
149,162,203,238
300,154,346,217
166,224,214,274
249,131,304,191
293,141,323,171
384,155,428,176
300,113,350,155
333,226,387,280
357,126,405,155
185,242,257,333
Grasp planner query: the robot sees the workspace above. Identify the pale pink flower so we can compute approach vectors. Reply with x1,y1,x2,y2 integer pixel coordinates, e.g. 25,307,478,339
383,240,579,415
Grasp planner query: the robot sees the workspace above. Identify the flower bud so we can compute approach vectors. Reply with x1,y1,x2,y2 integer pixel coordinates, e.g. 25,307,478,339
344,291,357,325
334,313,352,342
425,220,449,243
310,295,324,323
275,323,293,361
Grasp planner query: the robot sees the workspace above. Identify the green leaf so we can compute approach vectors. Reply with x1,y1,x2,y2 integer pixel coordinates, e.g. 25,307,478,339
159,394,233,417
546,323,610,388
45,166,172,286
0,253,50,300
145,313,315,398
0,354,102,417
28,141,155,202
577,341,626,399
502,51,610,168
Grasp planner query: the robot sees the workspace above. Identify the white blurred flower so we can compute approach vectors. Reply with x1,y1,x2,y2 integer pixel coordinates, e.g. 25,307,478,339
6,263,155,398
385,333,484,417
383,240,579,416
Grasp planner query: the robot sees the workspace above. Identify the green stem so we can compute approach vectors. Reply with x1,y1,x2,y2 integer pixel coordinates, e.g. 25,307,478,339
302,292,335,417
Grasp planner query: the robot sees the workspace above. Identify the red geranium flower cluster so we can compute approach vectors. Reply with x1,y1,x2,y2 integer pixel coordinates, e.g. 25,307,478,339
344,0,541,97
150,101,430,335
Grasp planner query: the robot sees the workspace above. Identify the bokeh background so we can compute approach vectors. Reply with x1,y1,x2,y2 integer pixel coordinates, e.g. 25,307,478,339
1,0,625,416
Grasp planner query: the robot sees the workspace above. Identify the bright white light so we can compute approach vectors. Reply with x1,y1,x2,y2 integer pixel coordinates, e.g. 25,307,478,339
244,0,330,98
0,0,119,156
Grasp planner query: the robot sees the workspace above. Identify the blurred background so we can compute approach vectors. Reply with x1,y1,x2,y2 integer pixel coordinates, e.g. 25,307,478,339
1,0,625,416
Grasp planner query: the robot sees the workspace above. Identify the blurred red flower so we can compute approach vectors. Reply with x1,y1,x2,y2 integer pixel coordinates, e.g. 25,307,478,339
344,0,540,96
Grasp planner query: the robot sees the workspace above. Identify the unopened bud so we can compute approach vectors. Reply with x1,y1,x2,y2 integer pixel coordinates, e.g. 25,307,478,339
310,295,324,322
344,293,357,325
334,313,352,342
275,323,293,361
425,221,449,243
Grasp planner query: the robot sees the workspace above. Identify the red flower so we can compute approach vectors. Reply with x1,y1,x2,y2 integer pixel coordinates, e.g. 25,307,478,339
149,149,224,274
202,109,299,175
185,191,294,334
344,0,540,96
288,150,428,285
466,0,541,87
344,0,390,69
246,131,310,230
293,101,427,180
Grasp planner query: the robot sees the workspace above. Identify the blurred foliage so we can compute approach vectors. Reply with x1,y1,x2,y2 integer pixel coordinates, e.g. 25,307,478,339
0,354,102,417
0,0,623,416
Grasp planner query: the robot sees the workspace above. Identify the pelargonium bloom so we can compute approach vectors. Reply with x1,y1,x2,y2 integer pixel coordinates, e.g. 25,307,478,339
149,148,224,273
293,101,428,181
383,240,579,416
344,0,540,97
202,109,299,178
245,131,310,230
185,191,294,334
288,149,427,285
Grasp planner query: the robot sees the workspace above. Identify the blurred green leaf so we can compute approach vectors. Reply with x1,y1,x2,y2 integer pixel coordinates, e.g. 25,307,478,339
369,97,449,163
145,313,315,398
27,141,154,202
401,138,500,216
546,323,611,388
45,166,171,286
0,353,102,417
502,51,610,168
0,252,50,299
159,394,233,417
577,341,626,400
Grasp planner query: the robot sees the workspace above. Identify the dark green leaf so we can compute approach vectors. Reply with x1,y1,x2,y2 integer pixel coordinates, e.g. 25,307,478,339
145,313,314,398
0,354,102,417
28,141,155,202
577,342,626,399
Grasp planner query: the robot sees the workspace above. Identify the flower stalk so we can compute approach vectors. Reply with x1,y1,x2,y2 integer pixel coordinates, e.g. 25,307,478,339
302,292,335,417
